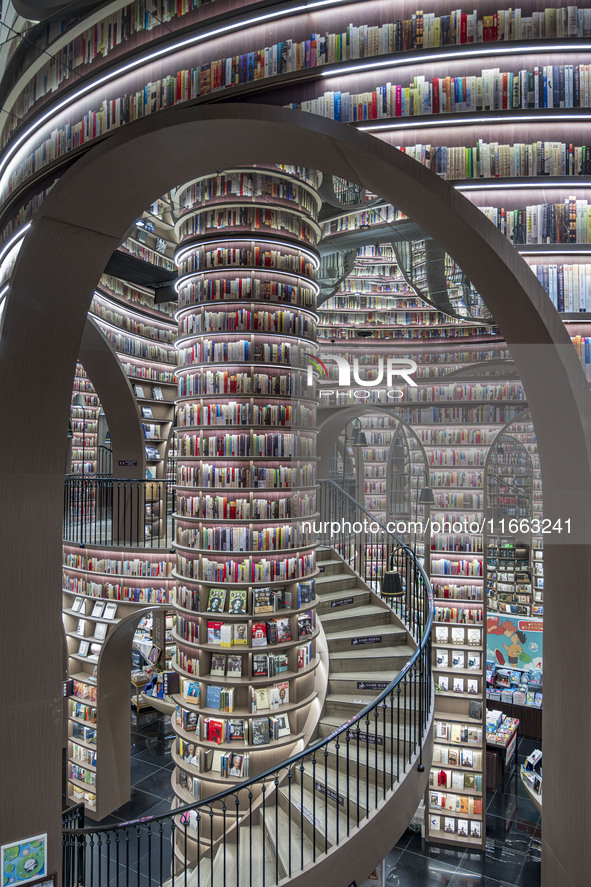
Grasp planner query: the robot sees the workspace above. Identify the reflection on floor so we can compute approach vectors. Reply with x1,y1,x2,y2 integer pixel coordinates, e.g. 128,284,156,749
63,712,541,886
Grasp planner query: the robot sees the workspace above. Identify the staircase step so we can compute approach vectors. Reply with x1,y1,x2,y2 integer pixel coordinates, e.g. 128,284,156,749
324,624,407,652
277,785,349,848
298,761,370,816
316,587,371,614
327,671,400,696
328,646,415,672
211,826,276,886
319,604,392,631
315,571,361,593
263,799,317,878
317,714,419,749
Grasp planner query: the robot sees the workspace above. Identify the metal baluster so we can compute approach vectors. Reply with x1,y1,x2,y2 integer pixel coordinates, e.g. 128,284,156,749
287,771,292,878
355,725,360,828
345,731,351,836
222,802,227,887
235,794,240,887
170,820,176,887
158,820,164,887
273,777,279,885
311,755,317,861
373,708,379,809
136,825,141,887
322,749,327,856
248,790,253,887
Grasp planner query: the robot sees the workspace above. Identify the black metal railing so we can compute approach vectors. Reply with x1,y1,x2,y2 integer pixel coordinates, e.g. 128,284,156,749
62,480,433,887
97,445,113,476
62,804,85,887
63,476,175,549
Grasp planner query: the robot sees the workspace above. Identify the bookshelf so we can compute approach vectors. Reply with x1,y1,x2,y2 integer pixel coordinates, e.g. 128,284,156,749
170,166,323,825
70,364,101,476
62,543,173,818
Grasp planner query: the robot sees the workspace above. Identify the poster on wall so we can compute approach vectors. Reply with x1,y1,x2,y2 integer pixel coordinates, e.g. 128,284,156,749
487,615,543,671
1,834,47,887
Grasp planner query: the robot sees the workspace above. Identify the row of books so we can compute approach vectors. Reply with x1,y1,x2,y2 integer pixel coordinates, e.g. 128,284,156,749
179,208,315,242
177,553,315,583
176,613,313,647
200,714,291,745
189,525,312,553
176,463,316,489
178,369,304,398
178,279,315,312
69,597,119,619
429,791,482,816
177,247,315,279
178,339,301,367
432,537,484,555
179,583,314,615
64,555,172,577
8,1,591,153
430,768,483,792
71,743,97,768
178,174,315,211
69,764,96,787
435,675,480,695
63,576,170,604
434,607,484,624
90,298,175,344
296,64,591,123
431,559,483,577
179,310,315,339
435,649,482,670
71,723,97,746
432,745,483,770
175,492,315,522
177,402,314,428
70,701,96,724
430,815,481,840
132,384,166,400
123,363,173,384
97,324,175,363
417,428,497,444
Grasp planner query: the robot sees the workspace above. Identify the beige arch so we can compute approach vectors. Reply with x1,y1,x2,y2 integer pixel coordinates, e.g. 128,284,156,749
0,104,587,885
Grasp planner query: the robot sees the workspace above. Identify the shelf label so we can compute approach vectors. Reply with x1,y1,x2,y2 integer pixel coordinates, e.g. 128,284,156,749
118,459,138,466
163,671,179,696
331,597,353,608
63,679,73,697
352,636,382,646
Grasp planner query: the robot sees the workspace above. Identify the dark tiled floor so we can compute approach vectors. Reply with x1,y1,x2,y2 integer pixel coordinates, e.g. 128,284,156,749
64,717,541,886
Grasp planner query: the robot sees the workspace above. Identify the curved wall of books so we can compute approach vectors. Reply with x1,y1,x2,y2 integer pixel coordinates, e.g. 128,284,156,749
169,166,324,848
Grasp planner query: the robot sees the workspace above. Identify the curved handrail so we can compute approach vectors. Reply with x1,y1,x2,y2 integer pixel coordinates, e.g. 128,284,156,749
62,477,434,887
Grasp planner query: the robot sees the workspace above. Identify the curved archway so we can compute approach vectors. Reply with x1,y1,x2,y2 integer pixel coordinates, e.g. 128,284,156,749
0,104,587,884
79,317,146,476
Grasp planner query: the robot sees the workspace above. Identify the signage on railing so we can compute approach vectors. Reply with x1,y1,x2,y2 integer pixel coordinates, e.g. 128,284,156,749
352,636,382,646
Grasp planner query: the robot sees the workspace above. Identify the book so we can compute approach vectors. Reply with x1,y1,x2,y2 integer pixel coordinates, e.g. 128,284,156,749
182,680,200,701
254,687,270,711
93,623,107,641
133,384,145,398
220,623,234,647
274,617,292,643
297,611,313,639
226,655,243,677
207,621,223,644
103,602,117,620
72,596,85,613
270,681,289,708
210,654,226,676
207,588,226,613
152,386,164,400
251,623,268,647
274,712,291,738
298,581,315,605
253,586,273,614
206,685,222,710
141,407,153,418
233,623,248,645
77,619,86,636
265,621,278,646
228,589,247,614
91,601,105,618
78,639,89,657
228,719,246,742
252,717,270,745
252,653,269,677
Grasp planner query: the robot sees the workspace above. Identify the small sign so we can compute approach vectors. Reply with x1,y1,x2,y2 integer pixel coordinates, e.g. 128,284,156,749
314,781,344,806
62,679,73,698
357,681,389,691
318,566,326,573
331,597,353,608
352,636,382,646
118,459,138,466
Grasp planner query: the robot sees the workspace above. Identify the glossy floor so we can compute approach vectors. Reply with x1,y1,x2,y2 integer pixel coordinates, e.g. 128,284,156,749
63,714,541,886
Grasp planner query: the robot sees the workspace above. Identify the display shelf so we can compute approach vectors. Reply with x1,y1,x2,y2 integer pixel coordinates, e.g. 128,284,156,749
63,543,173,819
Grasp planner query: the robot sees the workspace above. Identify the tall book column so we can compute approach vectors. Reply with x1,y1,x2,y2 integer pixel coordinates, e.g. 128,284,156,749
170,167,322,850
